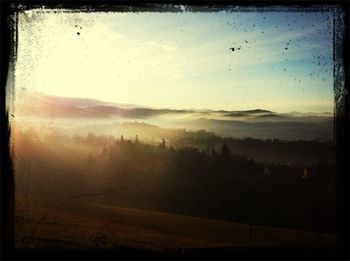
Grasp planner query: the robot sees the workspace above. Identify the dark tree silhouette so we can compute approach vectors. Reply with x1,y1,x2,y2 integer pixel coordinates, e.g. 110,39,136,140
159,138,166,149
221,143,231,159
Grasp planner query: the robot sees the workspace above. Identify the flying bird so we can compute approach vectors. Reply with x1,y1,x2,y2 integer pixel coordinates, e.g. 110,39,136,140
230,47,235,52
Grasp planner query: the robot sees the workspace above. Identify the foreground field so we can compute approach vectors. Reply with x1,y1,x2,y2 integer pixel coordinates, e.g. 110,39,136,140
15,195,336,252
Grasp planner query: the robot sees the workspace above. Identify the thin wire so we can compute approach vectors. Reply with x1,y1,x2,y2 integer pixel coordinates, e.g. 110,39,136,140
29,185,131,242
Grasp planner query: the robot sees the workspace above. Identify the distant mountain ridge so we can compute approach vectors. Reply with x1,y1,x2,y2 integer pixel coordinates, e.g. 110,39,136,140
16,93,331,119
14,93,334,141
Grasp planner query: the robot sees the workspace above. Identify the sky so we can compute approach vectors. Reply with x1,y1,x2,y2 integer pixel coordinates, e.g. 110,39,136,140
14,7,335,113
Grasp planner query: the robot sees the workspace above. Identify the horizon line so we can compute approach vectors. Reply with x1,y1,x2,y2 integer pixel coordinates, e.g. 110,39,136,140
16,90,334,115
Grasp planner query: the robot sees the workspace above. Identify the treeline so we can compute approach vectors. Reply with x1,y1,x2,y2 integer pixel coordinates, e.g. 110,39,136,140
85,138,336,234
65,121,335,167
75,126,335,167
13,127,336,234
167,133,335,167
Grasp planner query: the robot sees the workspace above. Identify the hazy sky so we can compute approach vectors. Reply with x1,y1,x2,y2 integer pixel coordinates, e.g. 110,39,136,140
15,8,334,112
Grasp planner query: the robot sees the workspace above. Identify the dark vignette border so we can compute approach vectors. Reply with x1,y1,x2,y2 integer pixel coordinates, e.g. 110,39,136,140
0,0,348,260
1,1,16,260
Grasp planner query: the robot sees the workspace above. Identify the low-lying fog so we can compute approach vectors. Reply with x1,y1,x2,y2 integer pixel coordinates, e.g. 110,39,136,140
12,92,333,141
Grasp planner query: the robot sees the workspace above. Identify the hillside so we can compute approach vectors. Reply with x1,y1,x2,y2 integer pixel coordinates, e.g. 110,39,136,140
15,195,336,251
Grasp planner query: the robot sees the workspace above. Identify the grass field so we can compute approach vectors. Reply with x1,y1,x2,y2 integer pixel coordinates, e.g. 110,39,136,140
15,194,336,252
